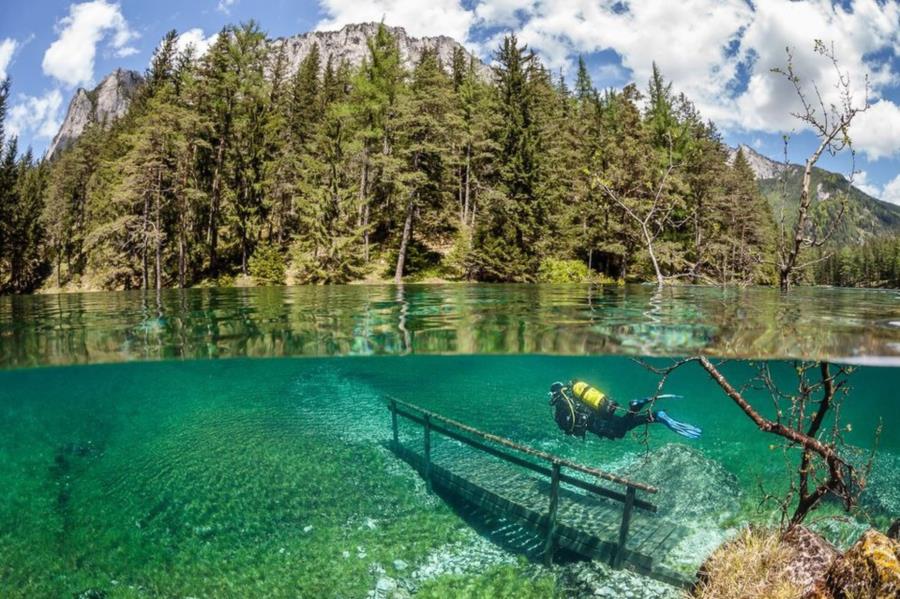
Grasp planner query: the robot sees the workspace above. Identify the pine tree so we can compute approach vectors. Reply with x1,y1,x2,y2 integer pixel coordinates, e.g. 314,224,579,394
393,48,453,282
291,63,365,283
473,35,549,281
351,23,406,264
574,56,595,104
227,22,270,277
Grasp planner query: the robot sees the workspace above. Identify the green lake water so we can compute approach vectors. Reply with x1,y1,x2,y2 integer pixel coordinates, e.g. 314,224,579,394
1,285,898,598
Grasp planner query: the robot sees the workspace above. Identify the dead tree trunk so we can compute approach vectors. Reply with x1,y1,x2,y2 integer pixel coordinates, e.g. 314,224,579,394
395,197,415,284
774,42,868,291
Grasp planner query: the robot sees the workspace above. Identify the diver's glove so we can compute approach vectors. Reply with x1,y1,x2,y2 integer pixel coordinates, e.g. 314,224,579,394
654,410,702,439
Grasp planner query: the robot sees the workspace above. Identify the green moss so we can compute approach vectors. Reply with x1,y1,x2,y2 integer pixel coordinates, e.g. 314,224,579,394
416,562,560,598
0,364,467,598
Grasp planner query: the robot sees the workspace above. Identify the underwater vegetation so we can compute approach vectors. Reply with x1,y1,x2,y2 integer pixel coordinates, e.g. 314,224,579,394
0,352,896,597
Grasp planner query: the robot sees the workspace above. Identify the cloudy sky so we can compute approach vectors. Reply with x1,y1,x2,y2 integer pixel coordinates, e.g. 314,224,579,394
1,0,899,203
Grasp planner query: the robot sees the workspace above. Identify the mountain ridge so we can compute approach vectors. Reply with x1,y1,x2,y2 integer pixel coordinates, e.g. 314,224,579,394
728,144,900,242
47,23,488,158
47,68,143,158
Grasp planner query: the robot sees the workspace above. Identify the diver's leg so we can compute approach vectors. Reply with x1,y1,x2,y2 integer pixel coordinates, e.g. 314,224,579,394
619,410,654,436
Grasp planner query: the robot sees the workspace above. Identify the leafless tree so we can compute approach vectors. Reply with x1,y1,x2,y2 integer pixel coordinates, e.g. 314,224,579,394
640,356,874,526
595,150,679,287
773,41,870,291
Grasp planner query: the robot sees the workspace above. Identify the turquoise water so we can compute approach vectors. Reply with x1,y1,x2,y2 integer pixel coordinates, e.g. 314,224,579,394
3,284,900,367
0,285,898,597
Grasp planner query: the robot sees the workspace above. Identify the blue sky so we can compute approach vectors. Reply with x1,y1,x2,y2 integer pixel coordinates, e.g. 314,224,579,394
1,0,899,203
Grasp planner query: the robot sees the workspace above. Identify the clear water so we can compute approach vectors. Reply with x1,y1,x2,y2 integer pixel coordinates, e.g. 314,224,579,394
0,285,898,598
3,284,900,368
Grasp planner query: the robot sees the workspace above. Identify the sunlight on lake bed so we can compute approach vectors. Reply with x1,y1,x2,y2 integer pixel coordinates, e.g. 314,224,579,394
0,354,896,597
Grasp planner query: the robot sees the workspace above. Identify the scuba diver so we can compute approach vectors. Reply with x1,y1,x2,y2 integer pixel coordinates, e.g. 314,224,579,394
549,380,701,440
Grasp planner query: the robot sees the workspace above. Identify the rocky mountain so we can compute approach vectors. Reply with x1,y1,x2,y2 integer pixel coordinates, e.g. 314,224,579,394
729,144,900,243
728,144,785,180
273,22,491,80
47,24,489,158
47,68,143,159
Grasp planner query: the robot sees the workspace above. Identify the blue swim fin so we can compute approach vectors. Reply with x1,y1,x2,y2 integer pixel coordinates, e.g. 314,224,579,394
655,410,702,439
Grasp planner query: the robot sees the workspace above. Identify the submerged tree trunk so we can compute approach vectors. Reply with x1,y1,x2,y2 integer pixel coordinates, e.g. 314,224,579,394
359,152,369,263
394,197,415,284
208,133,227,279
155,168,162,291
142,188,150,291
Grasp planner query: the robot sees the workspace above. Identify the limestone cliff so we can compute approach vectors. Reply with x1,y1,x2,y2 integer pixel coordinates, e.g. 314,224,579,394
47,68,143,158
727,144,786,180
273,22,490,80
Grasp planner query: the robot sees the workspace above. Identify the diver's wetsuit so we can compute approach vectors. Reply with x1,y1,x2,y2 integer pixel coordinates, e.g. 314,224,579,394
549,381,701,440
586,398,655,439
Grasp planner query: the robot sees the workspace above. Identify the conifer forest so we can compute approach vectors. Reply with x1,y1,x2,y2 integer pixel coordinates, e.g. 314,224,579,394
0,23,897,294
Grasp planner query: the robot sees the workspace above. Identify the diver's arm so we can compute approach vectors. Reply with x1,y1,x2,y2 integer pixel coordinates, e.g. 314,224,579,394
625,394,683,412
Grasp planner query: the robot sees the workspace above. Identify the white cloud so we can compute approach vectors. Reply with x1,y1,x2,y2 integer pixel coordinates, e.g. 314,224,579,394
467,0,899,161
0,38,18,81
42,0,139,88
849,100,900,161
882,174,900,206
175,29,219,58
7,89,64,141
151,28,219,65
854,171,881,198
731,0,897,133
318,1,900,163
217,0,237,15
474,0,533,29
317,0,475,44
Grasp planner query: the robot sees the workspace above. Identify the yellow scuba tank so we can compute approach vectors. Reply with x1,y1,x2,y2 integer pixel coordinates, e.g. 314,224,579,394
571,381,606,411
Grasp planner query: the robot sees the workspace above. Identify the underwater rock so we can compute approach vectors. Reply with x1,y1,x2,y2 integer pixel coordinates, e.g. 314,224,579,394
618,444,741,522
817,529,900,598
693,527,806,599
888,520,899,540
393,559,408,571
780,525,839,593
407,532,517,585
368,575,412,599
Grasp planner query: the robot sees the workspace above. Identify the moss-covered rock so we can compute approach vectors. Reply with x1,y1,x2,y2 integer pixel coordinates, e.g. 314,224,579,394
620,444,741,523
819,529,900,598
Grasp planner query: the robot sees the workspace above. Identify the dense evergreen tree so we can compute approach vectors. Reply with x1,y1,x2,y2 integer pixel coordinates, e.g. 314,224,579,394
3,25,854,293
473,36,552,281
0,80,49,292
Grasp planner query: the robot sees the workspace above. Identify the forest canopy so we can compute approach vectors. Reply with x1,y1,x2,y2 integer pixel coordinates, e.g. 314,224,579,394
0,23,892,293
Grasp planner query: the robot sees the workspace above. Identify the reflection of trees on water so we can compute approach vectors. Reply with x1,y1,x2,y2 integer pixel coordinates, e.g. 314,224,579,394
1,285,900,368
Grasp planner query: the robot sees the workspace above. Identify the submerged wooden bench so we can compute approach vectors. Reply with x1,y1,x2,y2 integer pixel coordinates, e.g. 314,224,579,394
387,398,691,588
